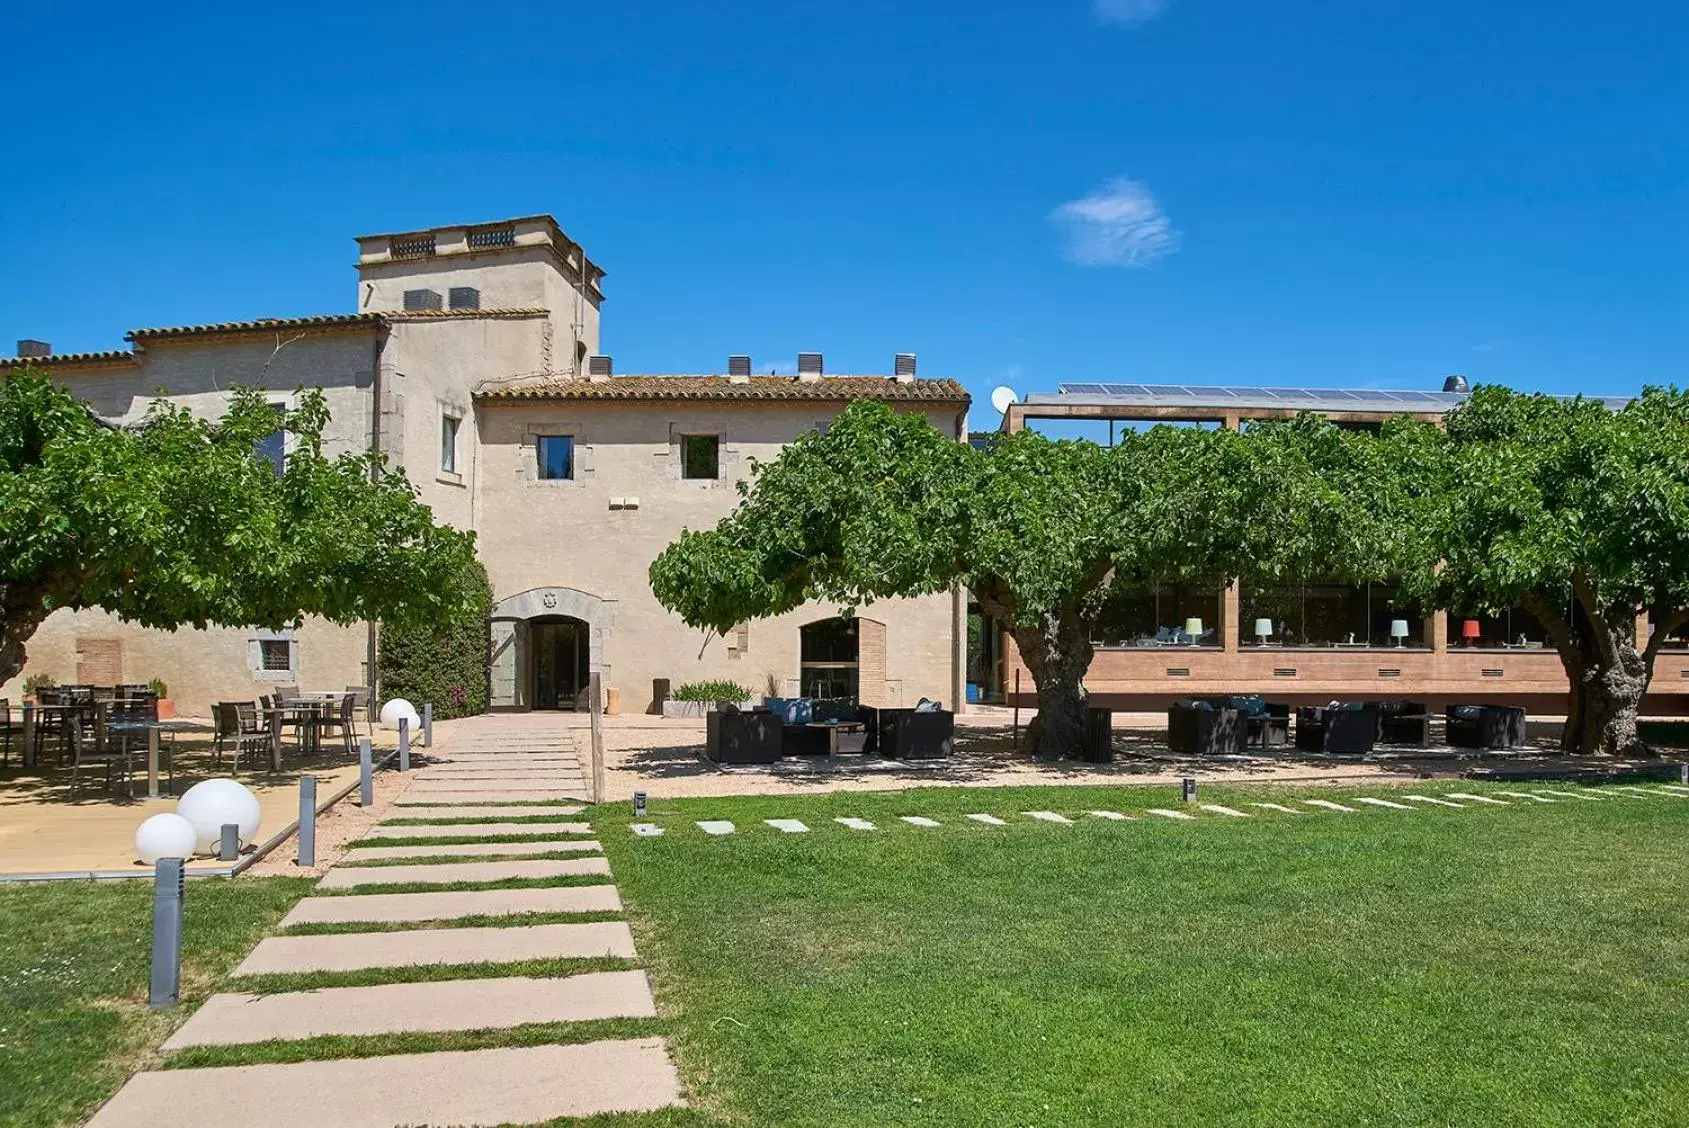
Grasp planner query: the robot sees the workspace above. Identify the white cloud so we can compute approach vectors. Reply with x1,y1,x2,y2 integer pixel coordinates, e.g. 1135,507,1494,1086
753,358,797,375
1049,177,1181,268
1094,0,1167,26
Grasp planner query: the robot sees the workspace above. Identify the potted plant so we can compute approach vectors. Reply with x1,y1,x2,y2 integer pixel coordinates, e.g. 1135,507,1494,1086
148,677,175,719
662,679,756,719
21,673,55,703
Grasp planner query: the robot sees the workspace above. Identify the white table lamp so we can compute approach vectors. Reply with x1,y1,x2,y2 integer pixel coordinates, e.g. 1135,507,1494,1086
1184,617,1204,643
1254,618,1273,645
1390,619,1411,648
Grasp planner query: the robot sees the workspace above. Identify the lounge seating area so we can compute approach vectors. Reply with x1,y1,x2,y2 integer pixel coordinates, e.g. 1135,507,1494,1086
703,697,955,765
1168,696,1530,758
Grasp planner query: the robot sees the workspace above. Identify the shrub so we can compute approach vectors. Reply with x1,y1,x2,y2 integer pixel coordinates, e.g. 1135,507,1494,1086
671,679,755,704
147,677,168,698
22,672,55,696
378,557,493,720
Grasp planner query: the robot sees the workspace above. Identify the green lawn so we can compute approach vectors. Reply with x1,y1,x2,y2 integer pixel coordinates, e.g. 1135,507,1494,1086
594,784,1689,1127
0,875,312,1128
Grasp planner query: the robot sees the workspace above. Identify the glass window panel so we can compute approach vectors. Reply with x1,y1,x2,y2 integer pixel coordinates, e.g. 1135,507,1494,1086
254,403,286,474
1448,604,1556,649
1091,585,1220,647
440,415,459,473
537,435,574,480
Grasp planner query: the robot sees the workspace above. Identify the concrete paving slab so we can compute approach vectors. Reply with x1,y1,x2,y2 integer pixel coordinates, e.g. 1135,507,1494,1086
86,1038,683,1128
317,856,609,889
1146,808,1196,820
165,971,658,1048
409,779,586,793
1494,791,1556,803
281,884,622,927
835,817,876,830
345,840,603,862
384,804,586,819
1199,804,1250,817
418,768,581,779
234,921,637,975
1249,802,1304,814
966,813,1007,825
765,819,808,833
1088,810,1133,820
1403,794,1466,808
397,790,587,805
365,821,592,839
1302,799,1358,813
1540,789,1605,801
1024,810,1073,823
900,816,941,827
1446,792,1510,805
1353,797,1415,810
697,820,735,836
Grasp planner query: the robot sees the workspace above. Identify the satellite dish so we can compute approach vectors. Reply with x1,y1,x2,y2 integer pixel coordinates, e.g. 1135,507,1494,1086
990,386,1019,415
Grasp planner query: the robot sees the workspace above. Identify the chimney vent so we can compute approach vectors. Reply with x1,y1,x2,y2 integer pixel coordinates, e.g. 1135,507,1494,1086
402,288,443,312
588,354,613,379
1442,374,1470,393
16,339,50,358
448,286,480,311
727,355,752,377
797,352,823,382
894,353,917,382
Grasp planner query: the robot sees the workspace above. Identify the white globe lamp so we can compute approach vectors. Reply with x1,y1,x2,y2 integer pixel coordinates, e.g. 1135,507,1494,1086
135,812,200,864
175,778,263,853
380,698,421,730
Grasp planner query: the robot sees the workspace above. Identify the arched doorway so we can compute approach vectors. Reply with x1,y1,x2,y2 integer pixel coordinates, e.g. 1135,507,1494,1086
800,617,860,700
531,615,590,710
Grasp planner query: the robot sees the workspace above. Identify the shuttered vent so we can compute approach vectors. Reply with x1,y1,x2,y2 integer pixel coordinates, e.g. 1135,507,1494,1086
468,226,515,249
1273,668,1297,677
727,355,752,377
894,353,917,377
1480,668,1504,678
1164,667,1190,677
1377,668,1402,678
392,234,436,259
588,355,613,377
448,286,480,311
403,289,443,311
797,352,823,376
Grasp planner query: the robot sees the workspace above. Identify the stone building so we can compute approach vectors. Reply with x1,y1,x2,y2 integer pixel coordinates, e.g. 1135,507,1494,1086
1,216,972,716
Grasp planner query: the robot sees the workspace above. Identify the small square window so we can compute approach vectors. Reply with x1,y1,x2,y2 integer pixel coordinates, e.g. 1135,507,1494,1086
440,414,460,473
537,435,574,480
681,434,719,480
259,639,292,671
254,403,286,474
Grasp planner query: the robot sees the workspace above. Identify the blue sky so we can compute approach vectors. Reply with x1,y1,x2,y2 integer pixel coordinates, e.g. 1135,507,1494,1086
4,0,1684,423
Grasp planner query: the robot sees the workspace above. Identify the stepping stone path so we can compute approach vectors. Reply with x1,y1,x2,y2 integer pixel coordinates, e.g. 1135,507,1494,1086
1088,810,1133,820
1199,804,1250,818
966,813,1007,825
1024,810,1073,824
1146,808,1196,820
835,817,876,830
697,820,736,836
89,714,683,1127
901,816,942,827
766,818,809,833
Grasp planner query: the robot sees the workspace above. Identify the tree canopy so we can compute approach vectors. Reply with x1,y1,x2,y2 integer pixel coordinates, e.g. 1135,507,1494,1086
650,401,1363,757
0,366,481,683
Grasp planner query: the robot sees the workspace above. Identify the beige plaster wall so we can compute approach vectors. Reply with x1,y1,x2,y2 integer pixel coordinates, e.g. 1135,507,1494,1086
473,399,964,714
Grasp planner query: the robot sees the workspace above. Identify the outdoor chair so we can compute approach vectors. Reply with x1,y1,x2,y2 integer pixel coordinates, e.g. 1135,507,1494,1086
345,685,374,735
103,694,176,796
1167,699,1247,756
1079,706,1114,763
316,693,359,757
1446,704,1527,750
1295,702,1379,755
1371,700,1431,745
861,702,954,759
704,706,783,764
214,702,269,773
0,698,16,768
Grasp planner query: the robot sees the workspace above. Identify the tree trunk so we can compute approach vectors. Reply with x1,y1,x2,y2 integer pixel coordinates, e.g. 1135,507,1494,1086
0,579,53,686
1009,611,1094,760
1547,624,1648,756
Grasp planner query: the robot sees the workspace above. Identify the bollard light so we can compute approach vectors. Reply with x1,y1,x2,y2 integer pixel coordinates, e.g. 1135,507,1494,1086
219,823,239,862
1182,777,1197,803
633,791,648,818
359,738,374,807
399,716,411,771
297,774,318,867
149,857,185,1008
423,702,434,748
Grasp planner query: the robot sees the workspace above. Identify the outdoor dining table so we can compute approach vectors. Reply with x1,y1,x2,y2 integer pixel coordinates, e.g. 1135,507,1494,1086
262,700,334,765
18,702,95,770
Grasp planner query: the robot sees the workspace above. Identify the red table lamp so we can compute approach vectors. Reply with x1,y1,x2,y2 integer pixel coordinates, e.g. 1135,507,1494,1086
1461,619,1482,646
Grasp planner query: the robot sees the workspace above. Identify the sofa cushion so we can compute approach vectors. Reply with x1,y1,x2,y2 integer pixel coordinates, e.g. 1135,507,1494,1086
766,697,813,725
1224,694,1268,717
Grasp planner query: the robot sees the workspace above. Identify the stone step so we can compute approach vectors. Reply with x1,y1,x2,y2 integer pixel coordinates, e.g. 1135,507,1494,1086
365,821,592,840
164,971,657,1048
318,856,609,890
384,804,585,820
86,1039,683,1128
345,840,603,862
416,770,580,781
409,779,586,792
281,885,621,927
397,789,586,805
234,921,637,975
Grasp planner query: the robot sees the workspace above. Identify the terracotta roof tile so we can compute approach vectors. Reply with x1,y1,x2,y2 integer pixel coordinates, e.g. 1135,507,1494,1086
126,308,548,341
476,375,971,404
0,350,139,370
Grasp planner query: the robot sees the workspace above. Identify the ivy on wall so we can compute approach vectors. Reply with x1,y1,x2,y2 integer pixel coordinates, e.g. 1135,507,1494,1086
377,557,493,720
